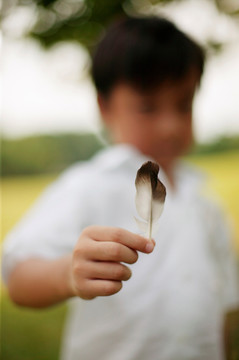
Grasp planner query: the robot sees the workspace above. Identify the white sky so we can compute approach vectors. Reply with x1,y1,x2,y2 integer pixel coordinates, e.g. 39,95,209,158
1,0,239,142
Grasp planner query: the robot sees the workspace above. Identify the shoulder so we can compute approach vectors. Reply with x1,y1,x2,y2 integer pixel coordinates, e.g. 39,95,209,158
49,144,139,195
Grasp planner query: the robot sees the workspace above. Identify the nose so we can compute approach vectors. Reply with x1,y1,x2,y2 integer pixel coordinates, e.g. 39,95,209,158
155,111,182,138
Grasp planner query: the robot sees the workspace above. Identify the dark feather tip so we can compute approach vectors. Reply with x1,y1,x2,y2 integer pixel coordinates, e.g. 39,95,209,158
135,161,166,201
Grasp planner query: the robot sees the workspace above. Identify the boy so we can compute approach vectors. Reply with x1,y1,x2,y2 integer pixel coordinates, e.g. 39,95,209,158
2,16,239,360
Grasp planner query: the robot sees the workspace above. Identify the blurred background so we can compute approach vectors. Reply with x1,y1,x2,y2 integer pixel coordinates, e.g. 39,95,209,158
1,0,239,359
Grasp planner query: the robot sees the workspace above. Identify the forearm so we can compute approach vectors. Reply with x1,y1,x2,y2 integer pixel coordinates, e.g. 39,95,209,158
7,255,74,308
6,226,154,306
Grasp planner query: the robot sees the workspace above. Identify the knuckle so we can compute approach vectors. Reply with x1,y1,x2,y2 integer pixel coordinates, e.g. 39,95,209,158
81,226,93,237
80,227,89,237
109,243,122,260
73,246,87,262
74,236,92,259
73,247,83,259
111,228,123,242
73,279,85,296
72,261,84,277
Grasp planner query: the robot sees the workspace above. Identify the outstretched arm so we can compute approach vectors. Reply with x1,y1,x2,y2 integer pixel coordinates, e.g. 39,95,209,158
7,226,155,308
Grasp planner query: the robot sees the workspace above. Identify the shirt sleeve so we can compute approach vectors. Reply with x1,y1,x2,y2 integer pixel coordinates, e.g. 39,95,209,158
1,165,90,284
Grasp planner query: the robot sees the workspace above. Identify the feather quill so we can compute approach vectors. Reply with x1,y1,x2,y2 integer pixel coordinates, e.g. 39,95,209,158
135,161,166,240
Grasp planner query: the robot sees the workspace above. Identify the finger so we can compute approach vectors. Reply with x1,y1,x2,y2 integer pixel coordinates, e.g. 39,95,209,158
85,240,138,264
83,279,123,299
86,261,132,281
83,226,155,253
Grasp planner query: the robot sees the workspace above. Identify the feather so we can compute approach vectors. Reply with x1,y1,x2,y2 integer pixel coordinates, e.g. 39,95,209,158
135,161,166,240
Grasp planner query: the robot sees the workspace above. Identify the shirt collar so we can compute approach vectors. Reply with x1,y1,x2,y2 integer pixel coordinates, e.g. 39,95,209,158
93,144,205,195
92,143,149,171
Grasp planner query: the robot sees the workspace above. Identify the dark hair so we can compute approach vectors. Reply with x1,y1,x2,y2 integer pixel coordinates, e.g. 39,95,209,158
91,16,205,96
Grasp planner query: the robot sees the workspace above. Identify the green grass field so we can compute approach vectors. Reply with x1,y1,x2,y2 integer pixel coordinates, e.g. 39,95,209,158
1,151,239,360
1,175,67,360
187,150,239,254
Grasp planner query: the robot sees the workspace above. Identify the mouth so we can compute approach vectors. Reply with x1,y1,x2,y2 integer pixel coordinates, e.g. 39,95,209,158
155,141,181,156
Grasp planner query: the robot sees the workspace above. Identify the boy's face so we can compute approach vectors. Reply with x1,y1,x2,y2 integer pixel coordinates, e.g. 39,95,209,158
99,70,199,172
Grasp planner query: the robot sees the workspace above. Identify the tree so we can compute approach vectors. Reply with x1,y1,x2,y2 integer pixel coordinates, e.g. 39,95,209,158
2,0,239,52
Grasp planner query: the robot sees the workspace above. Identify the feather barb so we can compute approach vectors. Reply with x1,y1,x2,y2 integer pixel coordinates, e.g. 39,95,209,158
135,161,166,240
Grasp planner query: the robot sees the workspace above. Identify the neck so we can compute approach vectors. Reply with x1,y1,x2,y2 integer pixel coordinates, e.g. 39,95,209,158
159,162,176,190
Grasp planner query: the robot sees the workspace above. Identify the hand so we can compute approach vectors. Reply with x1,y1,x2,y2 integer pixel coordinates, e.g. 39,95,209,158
69,226,155,300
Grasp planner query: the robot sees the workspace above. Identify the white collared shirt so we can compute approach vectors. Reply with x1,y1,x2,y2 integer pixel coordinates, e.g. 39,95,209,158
2,144,239,360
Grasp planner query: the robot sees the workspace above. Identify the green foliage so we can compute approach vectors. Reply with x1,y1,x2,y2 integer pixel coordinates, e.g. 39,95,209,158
1,292,66,360
190,136,239,156
2,0,239,51
1,174,57,238
2,133,239,176
1,132,104,176
30,0,125,51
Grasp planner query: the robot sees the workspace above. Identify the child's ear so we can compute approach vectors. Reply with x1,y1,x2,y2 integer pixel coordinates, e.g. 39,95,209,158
97,93,115,128
97,93,109,120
